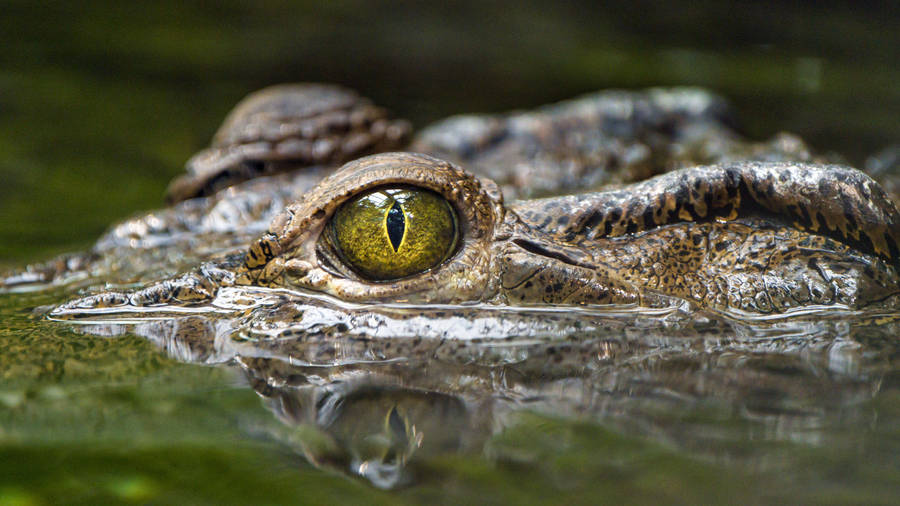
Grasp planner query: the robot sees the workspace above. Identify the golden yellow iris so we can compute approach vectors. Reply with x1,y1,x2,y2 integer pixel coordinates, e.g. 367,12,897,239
329,187,458,280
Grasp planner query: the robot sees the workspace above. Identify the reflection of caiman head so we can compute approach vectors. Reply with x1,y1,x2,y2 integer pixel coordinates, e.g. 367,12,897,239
67,301,894,488
243,359,475,489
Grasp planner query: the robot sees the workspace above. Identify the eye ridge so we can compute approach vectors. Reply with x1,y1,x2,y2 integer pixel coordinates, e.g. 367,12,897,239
385,200,405,252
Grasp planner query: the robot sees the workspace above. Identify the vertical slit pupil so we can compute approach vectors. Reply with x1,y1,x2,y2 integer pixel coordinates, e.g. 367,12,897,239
386,201,405,252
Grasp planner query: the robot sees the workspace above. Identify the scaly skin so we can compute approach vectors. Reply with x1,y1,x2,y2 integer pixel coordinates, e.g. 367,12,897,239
2,85,829,293
6,84,897,315
166,84,412,203
57,152,900,315
234,153,900,313
411,87,823,199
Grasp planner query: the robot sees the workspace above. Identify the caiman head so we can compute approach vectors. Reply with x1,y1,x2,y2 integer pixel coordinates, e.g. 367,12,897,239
237,152,900,314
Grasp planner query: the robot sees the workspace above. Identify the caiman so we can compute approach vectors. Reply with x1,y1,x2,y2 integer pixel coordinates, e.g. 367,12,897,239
10,84,894,316
9,84,898,487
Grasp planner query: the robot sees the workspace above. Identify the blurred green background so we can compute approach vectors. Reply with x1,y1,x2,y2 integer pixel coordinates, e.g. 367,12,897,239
0,0,897,266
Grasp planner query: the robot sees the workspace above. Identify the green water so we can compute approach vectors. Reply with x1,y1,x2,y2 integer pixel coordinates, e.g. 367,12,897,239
3,292,899,504
2,1,899,504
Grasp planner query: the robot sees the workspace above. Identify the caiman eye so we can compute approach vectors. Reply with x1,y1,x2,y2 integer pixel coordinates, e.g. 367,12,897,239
329,186,458,281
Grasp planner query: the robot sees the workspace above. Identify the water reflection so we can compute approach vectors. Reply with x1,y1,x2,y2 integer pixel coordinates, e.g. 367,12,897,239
54,287,895,487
